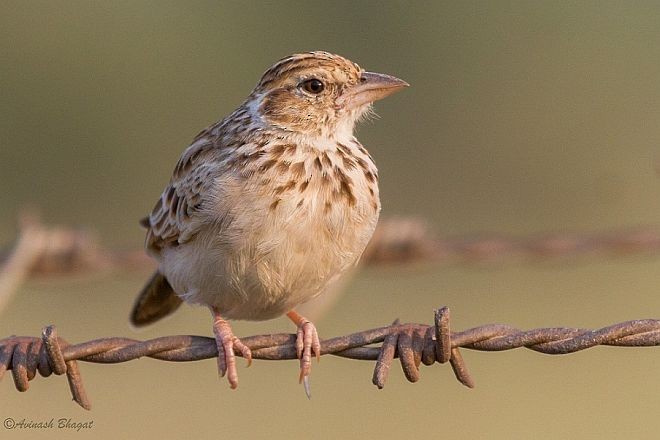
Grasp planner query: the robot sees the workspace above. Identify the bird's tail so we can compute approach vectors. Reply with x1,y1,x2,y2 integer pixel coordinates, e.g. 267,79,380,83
130,271,183,327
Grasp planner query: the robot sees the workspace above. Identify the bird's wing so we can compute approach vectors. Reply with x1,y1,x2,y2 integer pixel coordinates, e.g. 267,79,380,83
144,137,219,253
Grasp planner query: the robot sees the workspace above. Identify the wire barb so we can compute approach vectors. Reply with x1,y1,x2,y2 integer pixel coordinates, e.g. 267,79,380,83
1,307,659,410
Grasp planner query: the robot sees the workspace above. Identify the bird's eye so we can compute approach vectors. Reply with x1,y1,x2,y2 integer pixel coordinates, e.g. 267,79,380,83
301,78,325,94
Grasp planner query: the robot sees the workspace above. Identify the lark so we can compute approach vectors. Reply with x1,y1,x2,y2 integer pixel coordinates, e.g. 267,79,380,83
130,51,407,394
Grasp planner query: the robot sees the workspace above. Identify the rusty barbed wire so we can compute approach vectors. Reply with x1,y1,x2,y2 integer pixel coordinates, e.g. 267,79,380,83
1,307,658,410
4,217,660,279
7,215,660,315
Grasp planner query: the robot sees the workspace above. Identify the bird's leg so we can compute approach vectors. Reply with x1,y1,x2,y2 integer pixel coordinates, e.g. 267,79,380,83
286,310,321,394
210,307,252,389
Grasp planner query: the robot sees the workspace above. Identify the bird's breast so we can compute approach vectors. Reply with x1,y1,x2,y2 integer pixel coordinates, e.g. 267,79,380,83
204,138,381,316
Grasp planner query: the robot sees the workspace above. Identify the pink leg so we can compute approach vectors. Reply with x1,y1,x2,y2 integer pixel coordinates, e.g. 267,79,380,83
210,307,252,389
286,310,321,397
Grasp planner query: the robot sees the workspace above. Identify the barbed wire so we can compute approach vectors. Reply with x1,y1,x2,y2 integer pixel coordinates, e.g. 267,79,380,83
1,307,658,410
4,216,660,279
4,214,660,311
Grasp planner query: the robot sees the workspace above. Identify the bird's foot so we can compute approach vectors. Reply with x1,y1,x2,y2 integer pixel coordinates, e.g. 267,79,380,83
286,311,321,398
211,308,252,389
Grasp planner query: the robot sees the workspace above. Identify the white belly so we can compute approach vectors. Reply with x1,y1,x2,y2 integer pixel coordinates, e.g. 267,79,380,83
160,171,379,320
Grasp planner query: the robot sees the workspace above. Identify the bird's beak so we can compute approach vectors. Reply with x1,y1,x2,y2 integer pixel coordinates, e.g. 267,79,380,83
336,71,409,110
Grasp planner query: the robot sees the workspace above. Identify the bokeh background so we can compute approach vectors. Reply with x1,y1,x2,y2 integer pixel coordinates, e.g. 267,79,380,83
2,1,660,439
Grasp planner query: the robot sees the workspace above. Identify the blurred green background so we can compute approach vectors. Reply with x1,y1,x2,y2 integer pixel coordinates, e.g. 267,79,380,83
1,1,660,439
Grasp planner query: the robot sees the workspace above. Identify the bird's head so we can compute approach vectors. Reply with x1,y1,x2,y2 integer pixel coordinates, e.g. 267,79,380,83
251,51,408,139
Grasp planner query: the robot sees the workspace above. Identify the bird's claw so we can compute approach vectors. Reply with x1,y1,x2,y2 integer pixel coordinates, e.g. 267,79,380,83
295,319,321,393
303,375,312,399
212,316,252,389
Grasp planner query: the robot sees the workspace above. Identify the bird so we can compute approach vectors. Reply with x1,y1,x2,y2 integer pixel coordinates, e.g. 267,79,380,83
129,51,408,395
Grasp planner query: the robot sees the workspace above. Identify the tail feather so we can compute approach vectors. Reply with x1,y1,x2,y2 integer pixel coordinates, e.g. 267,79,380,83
130,271,183,327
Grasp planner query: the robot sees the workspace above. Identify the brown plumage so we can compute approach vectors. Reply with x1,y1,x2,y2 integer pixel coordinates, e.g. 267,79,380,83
130,51,407,395
130,271,182,326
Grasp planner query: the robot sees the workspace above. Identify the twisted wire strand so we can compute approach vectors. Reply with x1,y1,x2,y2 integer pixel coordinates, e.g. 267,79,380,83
5,219,660,280
1,307,659,410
